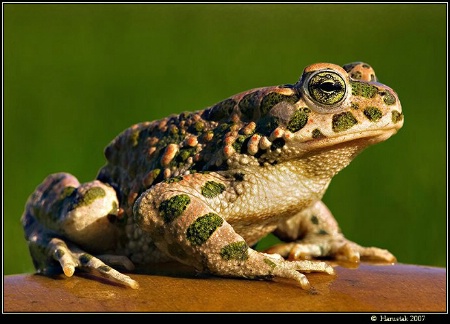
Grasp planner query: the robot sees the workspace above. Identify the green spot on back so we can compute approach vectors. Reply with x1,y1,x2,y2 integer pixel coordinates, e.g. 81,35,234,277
158,194,191,223
232,135,250,153
206,98,236,121
263,258,277,269
220,241,249,261
177,147,196,162
312,128,325,139
238,91,261,120
332,112,358,132
363,107,383,122
73,187,106,208
392,110,403,123
351,102,359,110
79,253,93,265
186,213,223,246
129,129,141,147
287,107,310,132
97,265,112,272
350,71,362,80
201,181,226,198
54,248,65,259
194,121,205,132
164,175,183,184
350,81,378,98
382,90,397,105
255,115,279,136
61,186,76,199
109,201,118,216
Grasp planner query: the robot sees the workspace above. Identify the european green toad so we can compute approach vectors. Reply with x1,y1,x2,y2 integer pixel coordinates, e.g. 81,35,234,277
22,62,404,290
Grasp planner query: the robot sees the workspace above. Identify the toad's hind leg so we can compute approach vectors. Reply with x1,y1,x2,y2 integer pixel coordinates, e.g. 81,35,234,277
133,174,334,290
21,172,139,288
267,200,396,263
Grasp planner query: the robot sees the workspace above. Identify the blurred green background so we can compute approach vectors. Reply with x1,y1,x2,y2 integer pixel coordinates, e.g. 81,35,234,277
4,3,446,276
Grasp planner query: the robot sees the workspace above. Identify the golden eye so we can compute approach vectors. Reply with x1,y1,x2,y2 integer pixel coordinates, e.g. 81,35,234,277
307,71,346,106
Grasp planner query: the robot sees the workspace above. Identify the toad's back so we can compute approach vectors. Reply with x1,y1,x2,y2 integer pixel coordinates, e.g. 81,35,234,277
96,83,300,217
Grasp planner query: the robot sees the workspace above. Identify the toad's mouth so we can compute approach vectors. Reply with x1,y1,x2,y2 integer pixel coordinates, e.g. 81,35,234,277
258,126,401,168
293,127,400,158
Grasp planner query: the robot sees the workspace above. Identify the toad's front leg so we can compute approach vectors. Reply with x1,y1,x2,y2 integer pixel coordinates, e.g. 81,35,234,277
266,200,396,263
134,173,334,290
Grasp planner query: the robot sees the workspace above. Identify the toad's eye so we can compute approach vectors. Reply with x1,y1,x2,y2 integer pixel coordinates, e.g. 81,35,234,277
307,71,346,106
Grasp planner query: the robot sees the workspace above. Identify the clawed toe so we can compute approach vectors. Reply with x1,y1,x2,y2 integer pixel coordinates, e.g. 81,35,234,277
49,238,139,289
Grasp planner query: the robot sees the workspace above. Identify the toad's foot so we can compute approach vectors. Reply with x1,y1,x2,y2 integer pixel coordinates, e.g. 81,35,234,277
272,201,396,264
48,238,139,289
265,237,396,263
261,253,334,289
